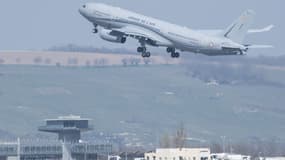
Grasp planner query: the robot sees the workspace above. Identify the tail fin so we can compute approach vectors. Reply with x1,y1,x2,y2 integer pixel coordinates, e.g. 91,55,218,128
223,10,255,43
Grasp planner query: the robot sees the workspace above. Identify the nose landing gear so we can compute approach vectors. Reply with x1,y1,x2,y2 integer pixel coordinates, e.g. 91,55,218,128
93,24,98,34
93,28,98,34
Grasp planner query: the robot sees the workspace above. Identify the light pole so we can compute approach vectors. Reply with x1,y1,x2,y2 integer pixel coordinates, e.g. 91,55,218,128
221,136,226,153
17,137,20,160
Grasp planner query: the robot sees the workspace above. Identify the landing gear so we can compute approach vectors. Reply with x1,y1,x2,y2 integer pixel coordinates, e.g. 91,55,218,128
137,39,151,58
121,37,127,43
238,49,244,55
167,47,180,58
93,24,98,34
137,47,146,53
142,52,151,58
171,52,180,58
93,28,98,34
166,47,175,53
137,47,151,58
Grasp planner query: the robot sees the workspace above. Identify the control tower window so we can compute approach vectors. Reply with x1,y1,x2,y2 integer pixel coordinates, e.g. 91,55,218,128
64,121,75,127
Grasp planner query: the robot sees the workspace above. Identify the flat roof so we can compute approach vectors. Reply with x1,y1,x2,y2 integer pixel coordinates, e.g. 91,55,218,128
45,115,92,121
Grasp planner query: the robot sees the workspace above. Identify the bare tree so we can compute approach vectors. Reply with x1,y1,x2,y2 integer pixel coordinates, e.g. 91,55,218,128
143,58,151,65
159,123,188,149
44,58,51,65
55,62,61,67
122,58,128,66
0,59,5,64
16,58,21,64
173,123,187,149
85,60,91,67
98,58,108,66
67,58,78,66
210,142,223,153
159,133,171,148
129,58,141,66
264,138,278,156
34,57,43,64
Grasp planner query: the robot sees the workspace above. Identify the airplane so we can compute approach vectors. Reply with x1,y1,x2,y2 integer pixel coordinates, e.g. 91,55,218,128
79,3,273,58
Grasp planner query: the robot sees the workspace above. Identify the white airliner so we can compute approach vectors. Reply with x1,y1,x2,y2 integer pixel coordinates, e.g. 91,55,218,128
79,3,273,58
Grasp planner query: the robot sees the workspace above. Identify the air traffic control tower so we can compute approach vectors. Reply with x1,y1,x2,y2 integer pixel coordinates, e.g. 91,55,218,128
38,115,93,143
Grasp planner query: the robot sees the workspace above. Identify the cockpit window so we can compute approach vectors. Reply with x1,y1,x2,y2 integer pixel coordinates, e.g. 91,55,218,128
83,5,86,8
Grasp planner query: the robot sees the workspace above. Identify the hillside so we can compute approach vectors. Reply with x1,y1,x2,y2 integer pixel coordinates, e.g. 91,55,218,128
0,62,285,146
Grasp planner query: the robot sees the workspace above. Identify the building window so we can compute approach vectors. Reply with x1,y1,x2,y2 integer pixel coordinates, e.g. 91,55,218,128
153,156,156,160
147,156,150,160
193,157,196,160
179,157,183,160
64,121,75,127
159,157,162,160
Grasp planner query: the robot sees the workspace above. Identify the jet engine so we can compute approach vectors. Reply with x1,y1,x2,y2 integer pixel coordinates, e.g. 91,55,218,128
99,29,126,43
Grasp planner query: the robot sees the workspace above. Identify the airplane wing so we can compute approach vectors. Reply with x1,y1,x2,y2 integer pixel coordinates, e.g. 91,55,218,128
110,25,172,46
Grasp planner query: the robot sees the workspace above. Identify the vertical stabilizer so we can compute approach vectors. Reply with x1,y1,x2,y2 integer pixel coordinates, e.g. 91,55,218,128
224,10,255,43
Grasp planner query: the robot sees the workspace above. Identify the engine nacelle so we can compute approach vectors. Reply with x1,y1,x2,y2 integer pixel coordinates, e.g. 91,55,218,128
99,29,126,43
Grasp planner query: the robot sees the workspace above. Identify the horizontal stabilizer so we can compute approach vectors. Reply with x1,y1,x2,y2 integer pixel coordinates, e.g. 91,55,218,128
245,44,274,49
197,25,273,36
248,25,274,33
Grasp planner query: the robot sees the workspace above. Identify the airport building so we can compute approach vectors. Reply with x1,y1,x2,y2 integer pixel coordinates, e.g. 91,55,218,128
0,115,112,160
145,148,210,160
38,115,93,143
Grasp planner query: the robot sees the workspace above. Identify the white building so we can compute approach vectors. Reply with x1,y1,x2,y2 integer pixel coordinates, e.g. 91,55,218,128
265,157,285,160
211,153,250,160
145,148,211,160
108,155,121,160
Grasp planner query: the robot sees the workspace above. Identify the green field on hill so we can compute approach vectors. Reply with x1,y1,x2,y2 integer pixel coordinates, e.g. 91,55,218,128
0,64,284,143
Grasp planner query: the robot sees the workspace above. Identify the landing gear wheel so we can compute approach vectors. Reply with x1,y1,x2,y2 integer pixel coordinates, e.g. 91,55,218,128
167,47,173,53
137,47,146,53
142,52,151,58
171,52,180,58
167,47,176,53
175,52,180,58
146,52,151,57
93,28,98,34
121,37,127,43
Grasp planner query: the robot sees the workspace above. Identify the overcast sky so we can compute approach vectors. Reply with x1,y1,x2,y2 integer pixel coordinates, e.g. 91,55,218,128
0,0,283,55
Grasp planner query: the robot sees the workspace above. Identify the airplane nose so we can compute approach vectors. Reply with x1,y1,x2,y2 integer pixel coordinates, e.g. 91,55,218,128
79,8,84,15
78,4,87,16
